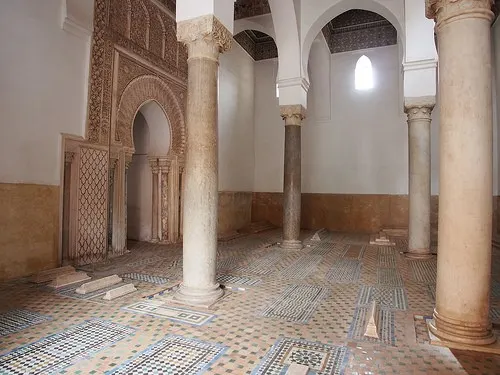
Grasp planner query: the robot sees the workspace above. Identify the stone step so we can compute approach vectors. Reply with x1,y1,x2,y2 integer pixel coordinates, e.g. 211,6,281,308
30,266,76,283
75,275,122,295
364,300,380,339
102,283,137,300
48,272,91,289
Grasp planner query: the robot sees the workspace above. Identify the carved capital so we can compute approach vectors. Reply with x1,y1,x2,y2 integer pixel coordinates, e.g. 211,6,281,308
110,157,119,171
405,96,435,122
426,0,493,28
158,157,171,173
280,105,306,126
148,157,159,174
64,151,75,165
125,153,133,170
177,15,232,59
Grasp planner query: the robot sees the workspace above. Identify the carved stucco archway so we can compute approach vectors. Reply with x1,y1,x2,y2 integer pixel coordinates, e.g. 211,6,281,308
116,74,186,157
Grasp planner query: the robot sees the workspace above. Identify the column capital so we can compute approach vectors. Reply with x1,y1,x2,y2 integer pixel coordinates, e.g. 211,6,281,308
280,105,306,126
110,157,119,171
177,15,232,56
125,153,133,170
158,157,171,173
404,96,435,121
426,0,494,28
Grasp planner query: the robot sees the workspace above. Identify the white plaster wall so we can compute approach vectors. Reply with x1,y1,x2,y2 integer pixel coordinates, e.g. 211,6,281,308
140,101,171,156
176,0,234,32
127,113,152,241
253,58,284,192
218,42,256,191
0,0,92,186
302,45,408,194
253,44,439,195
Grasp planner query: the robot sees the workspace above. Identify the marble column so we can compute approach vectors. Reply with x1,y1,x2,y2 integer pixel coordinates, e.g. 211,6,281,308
405,97,434,259
426,0,495,345
280,105,306,251
62,151,75,265
174,15,231,306
149,158,160,243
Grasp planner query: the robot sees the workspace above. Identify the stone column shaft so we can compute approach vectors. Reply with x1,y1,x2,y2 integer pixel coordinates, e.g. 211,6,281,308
405,98,434,258
150,158,160,242
280,105,305,251
426,0,495,345
174,15,231,306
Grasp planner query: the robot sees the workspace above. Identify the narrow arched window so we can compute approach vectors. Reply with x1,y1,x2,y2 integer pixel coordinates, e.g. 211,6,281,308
355,55,374,91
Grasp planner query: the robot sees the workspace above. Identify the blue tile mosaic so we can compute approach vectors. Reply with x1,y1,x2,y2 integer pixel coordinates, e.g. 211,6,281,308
106,334,227,374
0,319,135,375
348,306,395,346
325,259,362,283
251,337,349,375
0,309,52,336
121,273,169,285
262,284,329,324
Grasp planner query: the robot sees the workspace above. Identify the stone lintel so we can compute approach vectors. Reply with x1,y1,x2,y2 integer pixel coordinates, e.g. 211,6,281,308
280,105,306,126
177,14,232,53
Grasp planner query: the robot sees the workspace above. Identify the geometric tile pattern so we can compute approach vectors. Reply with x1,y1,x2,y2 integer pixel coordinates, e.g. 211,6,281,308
343,245,365,259
377,267,404,286
251,337,350,375
122,301,215,326
126,256,165,268
409,260,437,284
76,147,108,266
107,335,227,374
490,307,500,322
326,259,362,283
3,230,500,374
378,247,397,268
278,255,322,280
0,309,52,337
121,273,169,285
262,284,329,324
0,319,135,375
348,307,396,346
492,280,500,300
217,274,262,287
233,251,282,276
356,285,408,310
309,242,347,256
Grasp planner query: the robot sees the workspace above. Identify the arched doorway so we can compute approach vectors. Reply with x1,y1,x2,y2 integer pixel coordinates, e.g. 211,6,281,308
109,75,186,254
127,100,171,243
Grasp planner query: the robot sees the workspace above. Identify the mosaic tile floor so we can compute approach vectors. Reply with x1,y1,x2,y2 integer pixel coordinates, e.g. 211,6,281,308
1,229,500,374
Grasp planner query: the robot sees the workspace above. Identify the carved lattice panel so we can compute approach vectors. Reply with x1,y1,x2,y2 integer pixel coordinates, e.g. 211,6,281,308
77,147,109,265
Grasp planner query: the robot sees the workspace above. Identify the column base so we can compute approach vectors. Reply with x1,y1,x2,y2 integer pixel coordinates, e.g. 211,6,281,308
428,309,496,346
173,282,224,308
280,240,303,251
404,248,434,259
